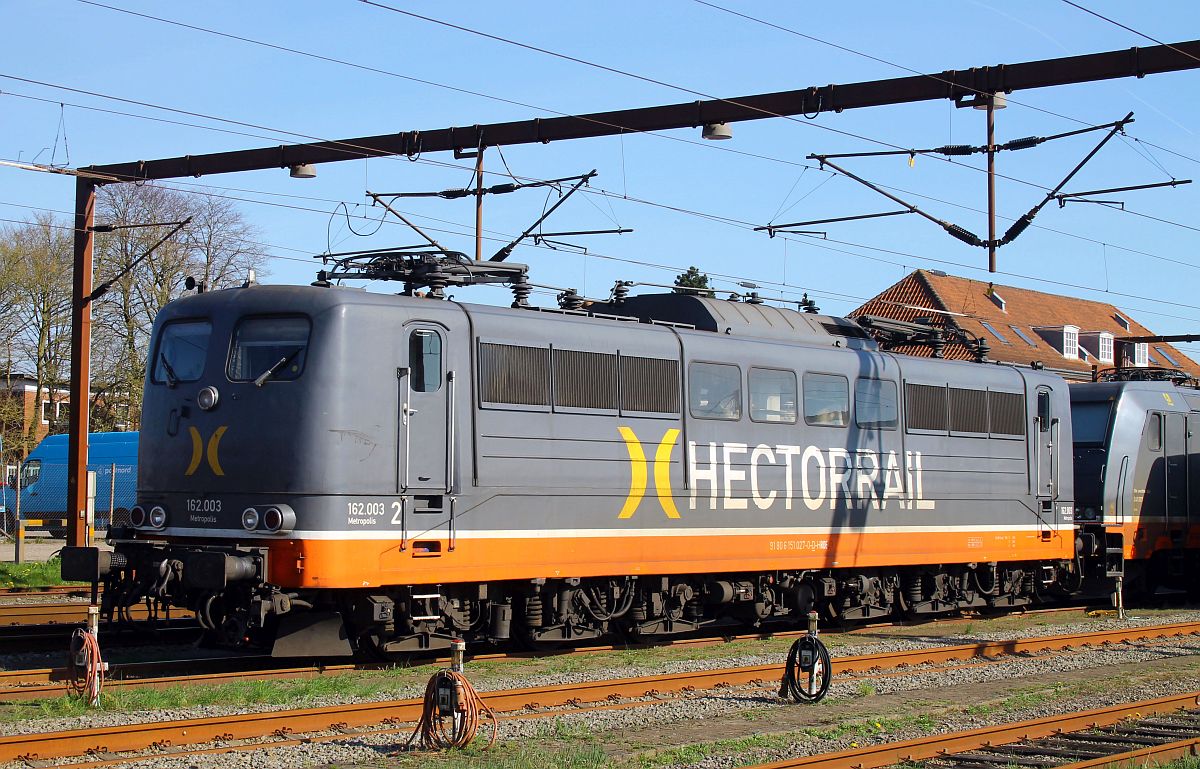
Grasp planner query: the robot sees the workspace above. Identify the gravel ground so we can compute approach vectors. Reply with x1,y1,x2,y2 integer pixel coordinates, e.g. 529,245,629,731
2,608,1199,769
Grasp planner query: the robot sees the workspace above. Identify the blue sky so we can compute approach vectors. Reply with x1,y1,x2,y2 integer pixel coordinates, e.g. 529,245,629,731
3,1,1199,353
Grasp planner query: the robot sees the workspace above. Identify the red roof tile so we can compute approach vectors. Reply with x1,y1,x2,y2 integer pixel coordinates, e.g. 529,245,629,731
849,270,1199,379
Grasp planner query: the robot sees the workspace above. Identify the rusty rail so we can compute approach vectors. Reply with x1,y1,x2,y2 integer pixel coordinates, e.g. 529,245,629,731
1,621,1198,763
749,694,1200,769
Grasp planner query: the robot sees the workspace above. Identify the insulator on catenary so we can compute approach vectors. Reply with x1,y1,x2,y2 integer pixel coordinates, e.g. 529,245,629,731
935,144,974,156
1003,136,1041,151
999,214,1034,245
944,223,984,247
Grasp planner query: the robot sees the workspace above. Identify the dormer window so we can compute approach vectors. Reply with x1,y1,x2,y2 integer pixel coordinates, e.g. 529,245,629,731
1114,313,1130,331
1135,342,1148,367
1099,333,1113,364
1062,325,1079,359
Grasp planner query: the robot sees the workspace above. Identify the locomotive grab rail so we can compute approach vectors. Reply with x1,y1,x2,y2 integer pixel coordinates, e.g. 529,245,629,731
1115,454,1130,525
446,370,456,496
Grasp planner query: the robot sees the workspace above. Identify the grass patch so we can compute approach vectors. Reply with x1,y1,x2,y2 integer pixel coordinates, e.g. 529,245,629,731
0,558,82,588
965,680,1100,718
630,713,940,769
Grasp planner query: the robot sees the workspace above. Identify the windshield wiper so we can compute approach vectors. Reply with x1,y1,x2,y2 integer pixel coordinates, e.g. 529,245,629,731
158,351,179,388
254,348,300,387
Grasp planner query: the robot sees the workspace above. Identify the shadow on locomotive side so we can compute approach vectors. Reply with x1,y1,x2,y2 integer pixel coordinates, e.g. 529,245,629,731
61,256,1198,657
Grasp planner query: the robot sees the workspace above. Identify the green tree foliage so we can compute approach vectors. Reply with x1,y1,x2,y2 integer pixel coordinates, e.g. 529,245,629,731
0,185,267,465
0,213,73,466
89,184,268,430
673,265,710,293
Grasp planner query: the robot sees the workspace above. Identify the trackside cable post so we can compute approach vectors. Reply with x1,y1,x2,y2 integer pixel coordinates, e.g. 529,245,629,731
780,610,831,703
406,638,498,751
67,605,106,707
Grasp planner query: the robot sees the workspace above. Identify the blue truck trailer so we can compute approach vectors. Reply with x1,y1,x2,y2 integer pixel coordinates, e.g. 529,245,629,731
1,432,138,533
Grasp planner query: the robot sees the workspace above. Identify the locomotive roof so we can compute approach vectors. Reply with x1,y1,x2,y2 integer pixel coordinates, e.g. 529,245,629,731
591,293,879,349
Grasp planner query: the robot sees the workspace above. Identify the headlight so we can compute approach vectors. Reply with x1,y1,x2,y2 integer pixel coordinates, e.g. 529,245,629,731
197,386,219,411
241,507,259,531
130,505,146,528
261,504,296,534
148,505,167,529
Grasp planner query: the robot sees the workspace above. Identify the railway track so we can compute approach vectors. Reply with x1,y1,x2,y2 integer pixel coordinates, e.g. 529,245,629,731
0,605,1137,701
744,692,1200,769
0,586,90,599
2,621,1197,765
0,621,200,655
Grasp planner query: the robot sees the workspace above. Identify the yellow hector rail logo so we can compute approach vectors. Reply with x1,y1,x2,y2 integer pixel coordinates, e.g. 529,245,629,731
185,425,228,477
618,427,680,519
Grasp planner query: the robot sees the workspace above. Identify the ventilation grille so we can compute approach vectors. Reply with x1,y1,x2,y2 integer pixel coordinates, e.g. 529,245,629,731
553,349,617,410
949,387,989,433
988,391,1026,436
479,342,549,406
820,321,870,339
905,383,947,431
620,356,680,414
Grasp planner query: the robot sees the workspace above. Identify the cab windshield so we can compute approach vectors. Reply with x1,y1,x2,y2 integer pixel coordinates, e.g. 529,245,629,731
227,316,311,383
153,320,212,385
1070,401,1113,445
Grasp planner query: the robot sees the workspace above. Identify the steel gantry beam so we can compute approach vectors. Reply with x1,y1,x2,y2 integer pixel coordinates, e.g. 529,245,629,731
65,38,1200,545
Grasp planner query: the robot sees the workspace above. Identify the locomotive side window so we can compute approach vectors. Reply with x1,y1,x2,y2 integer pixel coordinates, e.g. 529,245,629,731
689,362,742,420
227,316,310,383
1147,413,1163,451
409,329,442,393
749,368,797,423
855,379,898,430
803,373,849,427
152,320,212,384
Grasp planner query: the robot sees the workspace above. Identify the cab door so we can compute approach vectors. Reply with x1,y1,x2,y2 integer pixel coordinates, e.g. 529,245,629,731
399,326,449,492
1166,412,1187,538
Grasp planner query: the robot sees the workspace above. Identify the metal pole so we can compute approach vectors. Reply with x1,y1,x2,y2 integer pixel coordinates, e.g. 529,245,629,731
108,463,116,533
475,149,484,262
67,178,96,548
987,94,997,273
13,468,21,564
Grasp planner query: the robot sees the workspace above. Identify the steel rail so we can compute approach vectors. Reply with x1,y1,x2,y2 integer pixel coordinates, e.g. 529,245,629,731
747,693,1200,769
0,586,91,597
0,606,1142,700
1,621,1198,762
0,602,191,627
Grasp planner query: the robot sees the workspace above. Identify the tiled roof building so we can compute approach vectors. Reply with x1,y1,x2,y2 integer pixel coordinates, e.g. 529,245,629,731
849,270,1199,381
